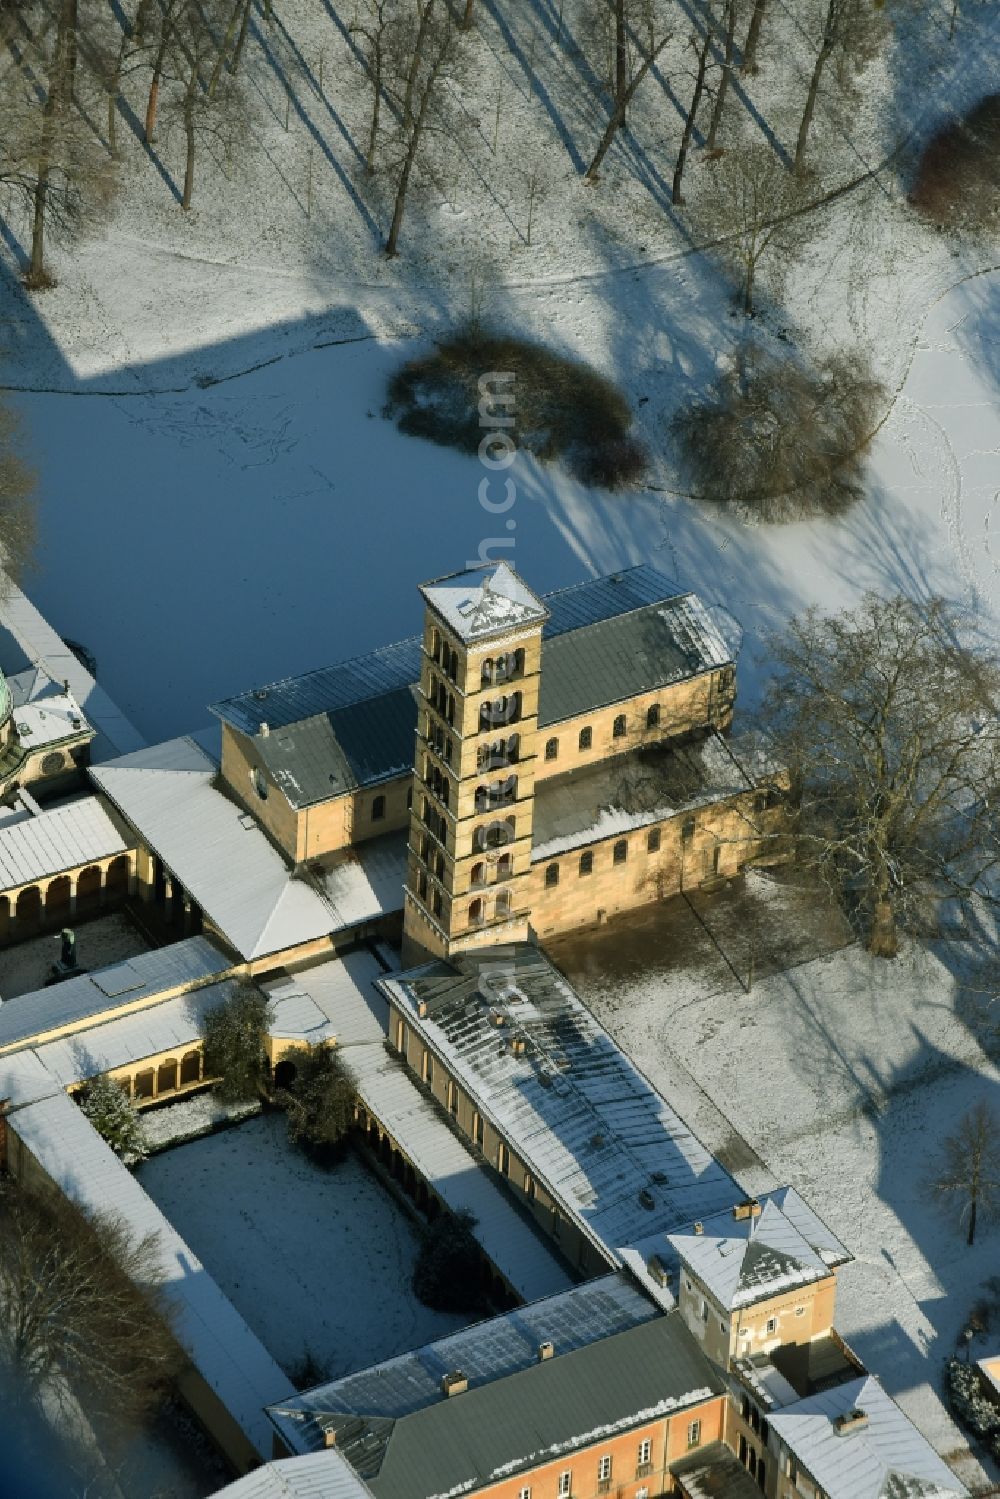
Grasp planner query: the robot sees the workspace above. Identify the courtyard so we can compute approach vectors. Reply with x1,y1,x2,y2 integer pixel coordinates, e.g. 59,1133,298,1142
136,1112,472,1383
0,909,152,999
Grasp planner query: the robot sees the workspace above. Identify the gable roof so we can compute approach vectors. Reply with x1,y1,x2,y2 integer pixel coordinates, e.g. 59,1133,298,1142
768,1377,967,1499
299,1314,724,1499
209,567,735,809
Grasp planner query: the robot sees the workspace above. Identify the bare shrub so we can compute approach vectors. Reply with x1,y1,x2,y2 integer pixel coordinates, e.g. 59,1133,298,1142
386,330,647,489
672,342,884,521
910,95,1000,234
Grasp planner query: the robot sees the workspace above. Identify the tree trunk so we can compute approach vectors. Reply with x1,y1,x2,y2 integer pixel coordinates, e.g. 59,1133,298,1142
672,21,713,204
65,0,78,101
145,16,172,141
181,62,198,208
869,895,898,958
585,31,670,179
366,46,382,170
743,253,754,316
706,0,736,150
208,0,245,96
614,0,626,119
29,0,72,285
461,0,473,29
968,1193,977,1246
387,45,443,257
402,0,434,124
231,0,253,74
794,0,837,173
741,0,766,73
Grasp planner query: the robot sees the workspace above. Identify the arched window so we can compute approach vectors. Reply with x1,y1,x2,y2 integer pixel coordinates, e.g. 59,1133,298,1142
507,733,520,763
471,861,486,886
682,815,696,842
481,658,494,687
579,726,592,751
647,827,661,853
646,703,660,729
613,839,628,864
435,852,444,880
545,738,559,762
545,863,560,888
407,786,413,809
613,714,627,738
419,873,428,899
495,889,512,920
497,852,513,880
372,794,386,822
474,818,516,852
252,766,268,800
449,648,459,682
579,850,593,877
432,890,443,917
431,629,441,663
180,1050,201,1086
469,897,485,927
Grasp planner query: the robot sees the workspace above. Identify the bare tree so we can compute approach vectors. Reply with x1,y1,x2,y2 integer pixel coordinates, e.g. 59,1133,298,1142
0,0,115,286
705,0,737,150
687,142,811,314
671,9,715,204
0,1179,182,1429
350,0,393,173
161,0,249,208
931,1103,1000,1246
0,401,36,584
384,0,461,258
793,0,887,173
585,0,673,180
761,595,1000,957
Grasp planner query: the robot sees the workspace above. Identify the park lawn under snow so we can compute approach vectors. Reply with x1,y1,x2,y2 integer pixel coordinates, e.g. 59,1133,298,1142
558,873,1000,1492
137,1111,470,1380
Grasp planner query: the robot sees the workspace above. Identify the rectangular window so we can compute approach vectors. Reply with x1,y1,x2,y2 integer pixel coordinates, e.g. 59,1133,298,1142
687,1420,701,1450
638,1439,651,1466
421,1049,432,1085
597,1456,612,1483
647,827,661,853
518,1490,531,1499
557,1473,571,1497
395,1018,406,1052
765,1316,777,1336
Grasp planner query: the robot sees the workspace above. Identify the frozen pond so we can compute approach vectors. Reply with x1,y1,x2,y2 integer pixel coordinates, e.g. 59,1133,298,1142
137,1111,470,1380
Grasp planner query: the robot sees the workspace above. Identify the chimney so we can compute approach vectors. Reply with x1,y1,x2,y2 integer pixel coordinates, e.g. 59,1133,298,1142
646,1255,671,1289
323,1428,337,1449
537,1341,554,1362
259,722,270,738
693,1221,704,1235
733,1199,762,1222
833,1408,869,1436
441,1370,468,1397
417,999,429,1018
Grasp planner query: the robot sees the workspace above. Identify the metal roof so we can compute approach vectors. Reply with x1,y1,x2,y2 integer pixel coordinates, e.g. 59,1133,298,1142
328,1314,724,1499
542,565,683,636
666,1197,841,1313
9,1091,295,1460
768,1376,968,1499
270,1272,657,1454
531,733,753,861
379,947,739,1266
266,950,572,1309
420,563,548,644
0,935,230,1055
211,1451,374,1499
90,739,397,961
0,796,130,893
537,594,733,727
257,688,417,809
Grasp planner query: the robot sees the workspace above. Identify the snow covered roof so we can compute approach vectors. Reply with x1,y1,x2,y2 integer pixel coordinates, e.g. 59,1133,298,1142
379,946,739,1265
0,795,129,894
531,732,753,861
419,563,549,644
768,1376,968,1499
289,1313,723,1499
537,592,733,726
269,948,572,1305
270,1272,658,1455
8,1091,295,1461
251,687,417,808
666,1192,850,1312
0,577,145,763
32,977,241,1088
90,739,402,960
0,935,230,1055
669,1441,766,1499
210,1451,375,1499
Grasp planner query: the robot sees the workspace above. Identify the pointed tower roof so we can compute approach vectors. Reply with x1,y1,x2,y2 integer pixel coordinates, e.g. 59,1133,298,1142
667,1196,841,1311
419,562,548,644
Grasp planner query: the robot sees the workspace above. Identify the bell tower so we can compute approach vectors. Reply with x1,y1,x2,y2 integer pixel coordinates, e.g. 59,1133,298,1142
402,562,548,965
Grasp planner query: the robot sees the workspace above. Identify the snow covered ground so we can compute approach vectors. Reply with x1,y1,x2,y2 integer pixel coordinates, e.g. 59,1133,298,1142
558,873,1000,1491
137,1112,471,1381
0,911,151,999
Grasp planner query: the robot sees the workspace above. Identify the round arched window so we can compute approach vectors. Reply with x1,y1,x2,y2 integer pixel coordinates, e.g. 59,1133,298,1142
252,767,268,800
